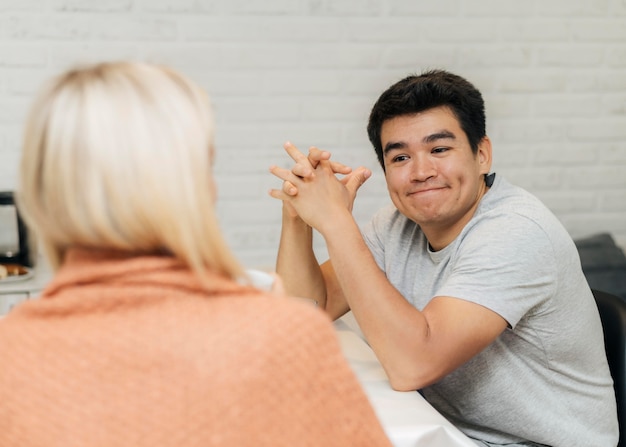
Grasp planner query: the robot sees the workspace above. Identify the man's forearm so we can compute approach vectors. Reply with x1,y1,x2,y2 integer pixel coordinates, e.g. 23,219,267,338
276,208,328,307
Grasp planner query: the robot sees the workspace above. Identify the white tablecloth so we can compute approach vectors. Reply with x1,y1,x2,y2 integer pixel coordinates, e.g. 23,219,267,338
335,317,477,447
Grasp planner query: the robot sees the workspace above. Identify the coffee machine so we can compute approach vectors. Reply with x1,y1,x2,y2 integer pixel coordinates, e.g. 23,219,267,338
0,191,36,268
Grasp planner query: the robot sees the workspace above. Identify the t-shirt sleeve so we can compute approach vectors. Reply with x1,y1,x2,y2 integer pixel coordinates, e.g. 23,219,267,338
436,213,558,328
361,204,397,273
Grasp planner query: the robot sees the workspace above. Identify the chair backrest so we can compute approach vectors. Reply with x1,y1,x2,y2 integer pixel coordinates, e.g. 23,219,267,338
593,288,626,446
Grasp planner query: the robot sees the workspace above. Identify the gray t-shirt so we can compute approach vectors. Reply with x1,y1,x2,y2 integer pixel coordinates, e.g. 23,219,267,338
362,175,618,447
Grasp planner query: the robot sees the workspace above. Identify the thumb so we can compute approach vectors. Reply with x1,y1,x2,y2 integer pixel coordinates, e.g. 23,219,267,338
345,167,371,196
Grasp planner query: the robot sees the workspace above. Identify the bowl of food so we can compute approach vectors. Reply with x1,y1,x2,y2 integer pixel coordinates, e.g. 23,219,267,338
0,263,33,283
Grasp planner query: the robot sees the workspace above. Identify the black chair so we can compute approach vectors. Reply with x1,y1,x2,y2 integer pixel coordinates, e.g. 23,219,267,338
593,288,626,447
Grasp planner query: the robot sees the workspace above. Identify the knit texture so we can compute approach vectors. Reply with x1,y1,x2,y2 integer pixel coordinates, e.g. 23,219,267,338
0,249,391,447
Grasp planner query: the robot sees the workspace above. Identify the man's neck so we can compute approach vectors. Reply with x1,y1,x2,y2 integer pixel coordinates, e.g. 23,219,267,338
423,179,492,252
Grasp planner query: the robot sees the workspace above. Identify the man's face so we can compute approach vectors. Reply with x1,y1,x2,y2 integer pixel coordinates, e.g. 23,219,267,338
381,106,492,247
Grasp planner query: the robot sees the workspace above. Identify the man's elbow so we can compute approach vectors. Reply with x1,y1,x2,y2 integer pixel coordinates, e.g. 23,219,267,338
386,367,440,392
388,378,418,392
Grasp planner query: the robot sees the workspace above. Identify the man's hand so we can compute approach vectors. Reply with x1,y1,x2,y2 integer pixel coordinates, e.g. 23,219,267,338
279,141,353,200
269,142,371,232
284,141,352,179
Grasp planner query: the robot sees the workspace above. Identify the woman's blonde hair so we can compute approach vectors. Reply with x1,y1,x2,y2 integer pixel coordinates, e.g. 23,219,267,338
18,61,243,280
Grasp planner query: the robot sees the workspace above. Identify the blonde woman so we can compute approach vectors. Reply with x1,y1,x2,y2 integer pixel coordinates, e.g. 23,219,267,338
0,62,391,447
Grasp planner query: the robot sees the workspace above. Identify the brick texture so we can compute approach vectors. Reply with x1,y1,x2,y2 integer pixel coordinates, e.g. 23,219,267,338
0,0,624,268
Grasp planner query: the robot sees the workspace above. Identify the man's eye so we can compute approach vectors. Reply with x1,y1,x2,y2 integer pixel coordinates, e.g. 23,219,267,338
432,147,449,154
392,155,409,163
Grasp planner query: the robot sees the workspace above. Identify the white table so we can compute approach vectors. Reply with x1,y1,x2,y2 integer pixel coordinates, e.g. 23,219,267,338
335,316,477,447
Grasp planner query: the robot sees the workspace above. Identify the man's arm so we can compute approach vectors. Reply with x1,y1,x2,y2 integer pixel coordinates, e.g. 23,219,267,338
275,204,328,308
321,211,507,390
275,207,350,318
271,150,507,391
273,142,353,316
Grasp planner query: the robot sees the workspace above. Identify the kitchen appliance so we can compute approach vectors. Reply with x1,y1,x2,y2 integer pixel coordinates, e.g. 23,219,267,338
0,191,36,268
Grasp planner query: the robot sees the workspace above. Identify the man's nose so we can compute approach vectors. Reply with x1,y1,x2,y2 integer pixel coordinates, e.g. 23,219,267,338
410,156,436,182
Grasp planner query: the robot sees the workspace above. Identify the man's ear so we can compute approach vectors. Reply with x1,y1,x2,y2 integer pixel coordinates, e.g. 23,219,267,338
477,136,493,176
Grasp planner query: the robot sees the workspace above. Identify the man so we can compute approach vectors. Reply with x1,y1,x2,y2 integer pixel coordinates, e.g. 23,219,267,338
269,70,618,446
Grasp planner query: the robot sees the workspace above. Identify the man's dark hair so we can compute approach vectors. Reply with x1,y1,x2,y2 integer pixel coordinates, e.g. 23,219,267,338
367,69,486,170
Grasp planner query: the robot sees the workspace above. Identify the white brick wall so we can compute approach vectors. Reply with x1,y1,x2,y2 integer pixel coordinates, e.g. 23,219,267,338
1,0,625,268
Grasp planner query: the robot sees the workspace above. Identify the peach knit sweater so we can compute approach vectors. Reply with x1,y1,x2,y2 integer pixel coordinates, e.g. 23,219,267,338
0,249,391,447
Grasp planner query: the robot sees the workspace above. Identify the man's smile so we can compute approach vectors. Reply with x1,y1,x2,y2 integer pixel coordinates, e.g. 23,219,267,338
406,185,447,196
